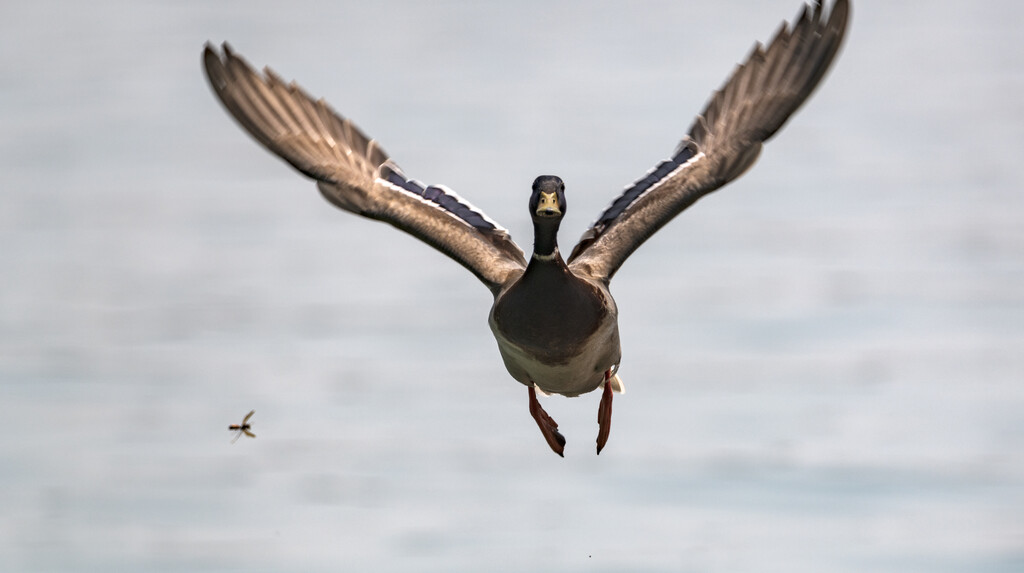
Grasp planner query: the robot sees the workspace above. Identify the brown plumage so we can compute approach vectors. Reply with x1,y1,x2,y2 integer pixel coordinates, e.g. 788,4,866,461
203,0,850,456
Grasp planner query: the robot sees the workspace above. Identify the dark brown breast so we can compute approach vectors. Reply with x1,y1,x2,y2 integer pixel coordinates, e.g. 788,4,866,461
492,259,607,364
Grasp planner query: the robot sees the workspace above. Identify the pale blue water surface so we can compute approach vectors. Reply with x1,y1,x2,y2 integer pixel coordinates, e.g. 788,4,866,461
1,1,1022,571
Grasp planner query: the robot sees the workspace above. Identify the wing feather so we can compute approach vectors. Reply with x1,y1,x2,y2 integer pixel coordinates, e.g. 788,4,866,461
568,0,849,282
203,44,525,292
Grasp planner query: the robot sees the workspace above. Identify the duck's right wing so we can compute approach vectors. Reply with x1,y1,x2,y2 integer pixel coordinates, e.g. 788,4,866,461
203,43,526,293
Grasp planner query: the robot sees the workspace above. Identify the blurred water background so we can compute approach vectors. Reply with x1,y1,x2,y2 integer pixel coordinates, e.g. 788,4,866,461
1,1,1021,571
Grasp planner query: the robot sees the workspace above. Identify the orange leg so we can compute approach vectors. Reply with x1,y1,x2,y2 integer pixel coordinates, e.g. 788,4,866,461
596,370,613,454
529,385,565,457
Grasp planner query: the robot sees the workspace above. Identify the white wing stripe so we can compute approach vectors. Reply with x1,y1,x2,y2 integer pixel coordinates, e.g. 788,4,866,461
377,167,507,233
589,145,703,230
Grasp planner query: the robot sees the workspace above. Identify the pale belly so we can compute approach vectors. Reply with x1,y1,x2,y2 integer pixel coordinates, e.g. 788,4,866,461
488,309,621,397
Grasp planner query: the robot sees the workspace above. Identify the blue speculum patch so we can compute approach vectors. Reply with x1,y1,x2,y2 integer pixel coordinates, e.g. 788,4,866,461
382,166,496,231
594,144,697,229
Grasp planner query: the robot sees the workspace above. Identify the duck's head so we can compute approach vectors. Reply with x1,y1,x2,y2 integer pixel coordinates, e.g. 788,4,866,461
529,176,566,258
530,175,566,220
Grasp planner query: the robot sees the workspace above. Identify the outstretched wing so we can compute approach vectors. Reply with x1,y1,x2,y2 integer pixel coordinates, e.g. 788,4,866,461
567,0,850,282
203,44,526,293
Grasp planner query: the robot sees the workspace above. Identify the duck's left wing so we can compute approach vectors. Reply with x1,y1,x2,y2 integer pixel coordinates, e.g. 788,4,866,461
567,0,849,282
203,44,526,293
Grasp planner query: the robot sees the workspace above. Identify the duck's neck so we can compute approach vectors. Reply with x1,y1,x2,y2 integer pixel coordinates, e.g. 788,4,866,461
532,218,561,261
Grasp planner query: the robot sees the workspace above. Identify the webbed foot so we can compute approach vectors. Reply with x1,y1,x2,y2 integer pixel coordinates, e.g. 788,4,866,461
529,384,565,457
596,371,614,454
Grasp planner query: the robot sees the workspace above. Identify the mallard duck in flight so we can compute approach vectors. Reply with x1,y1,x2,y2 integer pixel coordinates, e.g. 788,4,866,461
203,0,849,456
